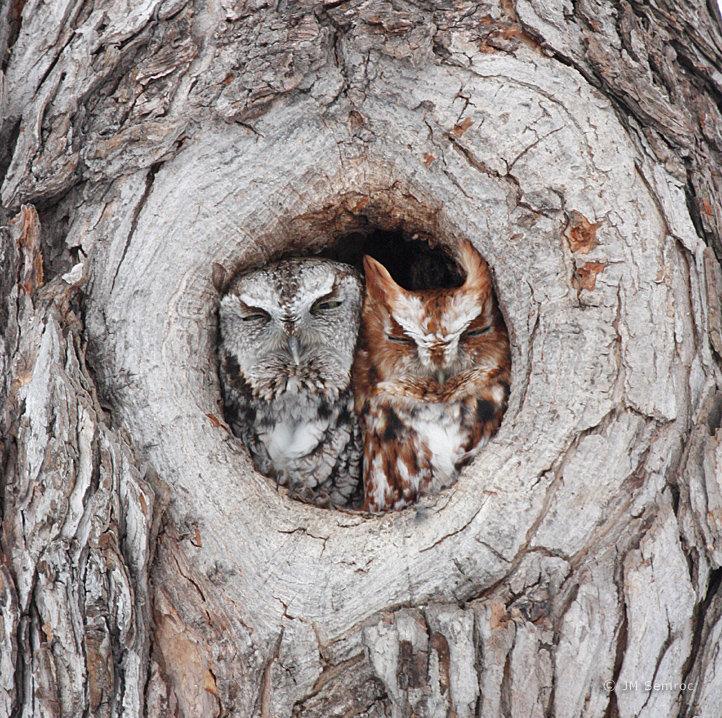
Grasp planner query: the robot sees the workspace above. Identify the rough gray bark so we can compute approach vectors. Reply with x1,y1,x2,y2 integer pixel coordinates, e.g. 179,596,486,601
1,1,721,717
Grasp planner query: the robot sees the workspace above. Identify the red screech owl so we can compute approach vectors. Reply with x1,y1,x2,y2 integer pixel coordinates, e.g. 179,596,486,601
353,240,510,512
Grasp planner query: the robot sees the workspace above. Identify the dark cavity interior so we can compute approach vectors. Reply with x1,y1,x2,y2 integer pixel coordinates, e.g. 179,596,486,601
321,229,464,291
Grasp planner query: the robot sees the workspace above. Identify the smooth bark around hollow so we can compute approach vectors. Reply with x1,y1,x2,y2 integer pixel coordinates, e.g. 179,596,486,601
1,1,722,717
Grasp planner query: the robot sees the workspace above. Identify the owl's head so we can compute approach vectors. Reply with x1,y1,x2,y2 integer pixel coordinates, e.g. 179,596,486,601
361,240,507,385
219,258,363,398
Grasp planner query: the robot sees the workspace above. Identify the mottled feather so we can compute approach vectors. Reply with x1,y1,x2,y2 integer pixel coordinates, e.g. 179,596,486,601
219,258,363,507
353,240,510,512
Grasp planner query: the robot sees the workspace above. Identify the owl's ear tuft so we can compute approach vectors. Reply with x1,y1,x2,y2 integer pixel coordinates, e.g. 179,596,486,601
457,240,491,295
362,255,404,304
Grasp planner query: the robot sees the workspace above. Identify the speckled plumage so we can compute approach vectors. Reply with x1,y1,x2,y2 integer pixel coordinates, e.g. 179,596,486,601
353,240,511,512
218,258,363,508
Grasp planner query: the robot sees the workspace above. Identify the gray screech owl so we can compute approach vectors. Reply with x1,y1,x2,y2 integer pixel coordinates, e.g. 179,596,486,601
218,257,363,507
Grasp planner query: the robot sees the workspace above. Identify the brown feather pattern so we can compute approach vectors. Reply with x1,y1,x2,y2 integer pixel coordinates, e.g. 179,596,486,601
353,240,511,512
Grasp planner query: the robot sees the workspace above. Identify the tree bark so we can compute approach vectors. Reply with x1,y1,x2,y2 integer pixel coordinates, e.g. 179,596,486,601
1,1,722,716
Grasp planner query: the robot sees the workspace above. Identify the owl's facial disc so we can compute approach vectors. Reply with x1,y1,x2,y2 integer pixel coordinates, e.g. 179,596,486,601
220,259,362,398
238,287,347,368
383,286,494,382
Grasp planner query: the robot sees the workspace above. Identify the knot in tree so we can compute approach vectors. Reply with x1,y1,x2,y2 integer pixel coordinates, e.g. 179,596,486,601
1,2,722,717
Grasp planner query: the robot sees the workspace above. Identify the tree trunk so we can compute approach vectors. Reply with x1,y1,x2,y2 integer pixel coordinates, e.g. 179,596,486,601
2,1,722,716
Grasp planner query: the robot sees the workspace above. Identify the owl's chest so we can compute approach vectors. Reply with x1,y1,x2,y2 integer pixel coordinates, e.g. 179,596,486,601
409,401,473,481
371,397,476,484
257,394,329,468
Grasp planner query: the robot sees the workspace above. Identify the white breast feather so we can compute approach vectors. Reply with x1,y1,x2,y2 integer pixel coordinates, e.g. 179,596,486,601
262,418,329,467
369,454,387,508
415,407,466,482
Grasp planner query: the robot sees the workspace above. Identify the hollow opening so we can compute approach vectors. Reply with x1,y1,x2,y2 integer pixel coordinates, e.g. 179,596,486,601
232,192,468,293
217,194,510,513
321,229,464,292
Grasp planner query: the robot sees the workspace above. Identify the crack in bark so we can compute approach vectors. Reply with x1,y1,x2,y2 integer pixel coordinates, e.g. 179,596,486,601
108,163,161,295
680,567,722,713
256,630,284,718
418,506,483,553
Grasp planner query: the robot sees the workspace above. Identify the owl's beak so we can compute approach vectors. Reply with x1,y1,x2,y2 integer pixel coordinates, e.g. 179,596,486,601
435,369,448,385
287,335,302,365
